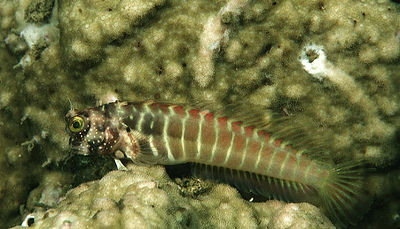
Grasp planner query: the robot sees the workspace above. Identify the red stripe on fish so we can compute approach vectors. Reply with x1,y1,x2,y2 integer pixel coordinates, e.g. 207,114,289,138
218,117,228,126
198,112,216,161
173,105,185,115
244,126,254,137
204,112,214,122
212,123,232,165
189,109,200,118
231,121,242,133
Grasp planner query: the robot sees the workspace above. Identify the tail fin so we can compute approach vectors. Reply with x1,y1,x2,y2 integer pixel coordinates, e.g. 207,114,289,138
319,161,372,227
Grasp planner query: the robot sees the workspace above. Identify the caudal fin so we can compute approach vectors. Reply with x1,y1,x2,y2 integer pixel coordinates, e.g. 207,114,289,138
319,161,371,227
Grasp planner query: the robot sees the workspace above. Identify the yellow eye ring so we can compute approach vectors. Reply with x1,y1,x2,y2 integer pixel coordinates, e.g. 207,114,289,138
68,116,85,133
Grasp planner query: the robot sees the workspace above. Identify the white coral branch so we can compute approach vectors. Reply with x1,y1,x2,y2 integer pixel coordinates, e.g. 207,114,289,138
194,0,250,87
300,44,391,140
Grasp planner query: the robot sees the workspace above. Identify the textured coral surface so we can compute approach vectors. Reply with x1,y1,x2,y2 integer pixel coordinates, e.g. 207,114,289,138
13,164,335,229
1,0,400,228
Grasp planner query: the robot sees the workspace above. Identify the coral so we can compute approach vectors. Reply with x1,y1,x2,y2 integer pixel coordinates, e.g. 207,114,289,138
0,0,399,227
0,112,44,227
356,198,400,229
365,168,400,199
0,38,45,227
58,0,166,64
24,0,55,24
25,172,72,211
193,0,250,87
20,23,58,50
17,22,59,70
12,165,334,228
299,43,396,164
264,203,335,229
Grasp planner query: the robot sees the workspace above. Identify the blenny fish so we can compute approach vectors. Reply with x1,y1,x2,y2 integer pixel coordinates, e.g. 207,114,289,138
65,101,368,226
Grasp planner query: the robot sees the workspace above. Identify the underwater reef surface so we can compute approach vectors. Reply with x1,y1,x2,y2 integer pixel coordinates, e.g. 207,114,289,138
12,164,335,228
0,0,399,228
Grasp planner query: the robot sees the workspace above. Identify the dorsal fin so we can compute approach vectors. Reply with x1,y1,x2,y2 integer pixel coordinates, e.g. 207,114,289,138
215,101,333,163
133,100,333,162
263,114,334,162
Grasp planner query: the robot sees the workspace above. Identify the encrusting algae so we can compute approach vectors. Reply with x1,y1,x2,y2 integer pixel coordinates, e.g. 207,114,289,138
65,100,371,227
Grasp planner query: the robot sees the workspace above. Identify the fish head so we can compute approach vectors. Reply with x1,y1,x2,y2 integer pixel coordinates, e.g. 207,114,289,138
65,105,120,156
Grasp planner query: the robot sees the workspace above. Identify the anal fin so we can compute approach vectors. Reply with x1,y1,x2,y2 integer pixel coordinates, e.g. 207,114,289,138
191,163,318,203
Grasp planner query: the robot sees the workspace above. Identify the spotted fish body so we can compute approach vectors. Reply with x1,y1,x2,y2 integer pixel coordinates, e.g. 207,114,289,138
66,101,368,227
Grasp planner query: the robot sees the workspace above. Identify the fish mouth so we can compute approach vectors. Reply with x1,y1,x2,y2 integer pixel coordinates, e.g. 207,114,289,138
69,143,90,156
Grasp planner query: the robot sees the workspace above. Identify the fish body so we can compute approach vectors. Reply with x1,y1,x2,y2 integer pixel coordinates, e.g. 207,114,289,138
65,101,368,226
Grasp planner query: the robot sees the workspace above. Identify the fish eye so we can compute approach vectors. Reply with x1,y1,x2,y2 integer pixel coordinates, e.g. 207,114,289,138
68,116,85,133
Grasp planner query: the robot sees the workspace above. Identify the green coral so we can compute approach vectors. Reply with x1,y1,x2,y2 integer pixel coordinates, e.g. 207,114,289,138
24,0,55,24
174,177,213,198
58,0,167,64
